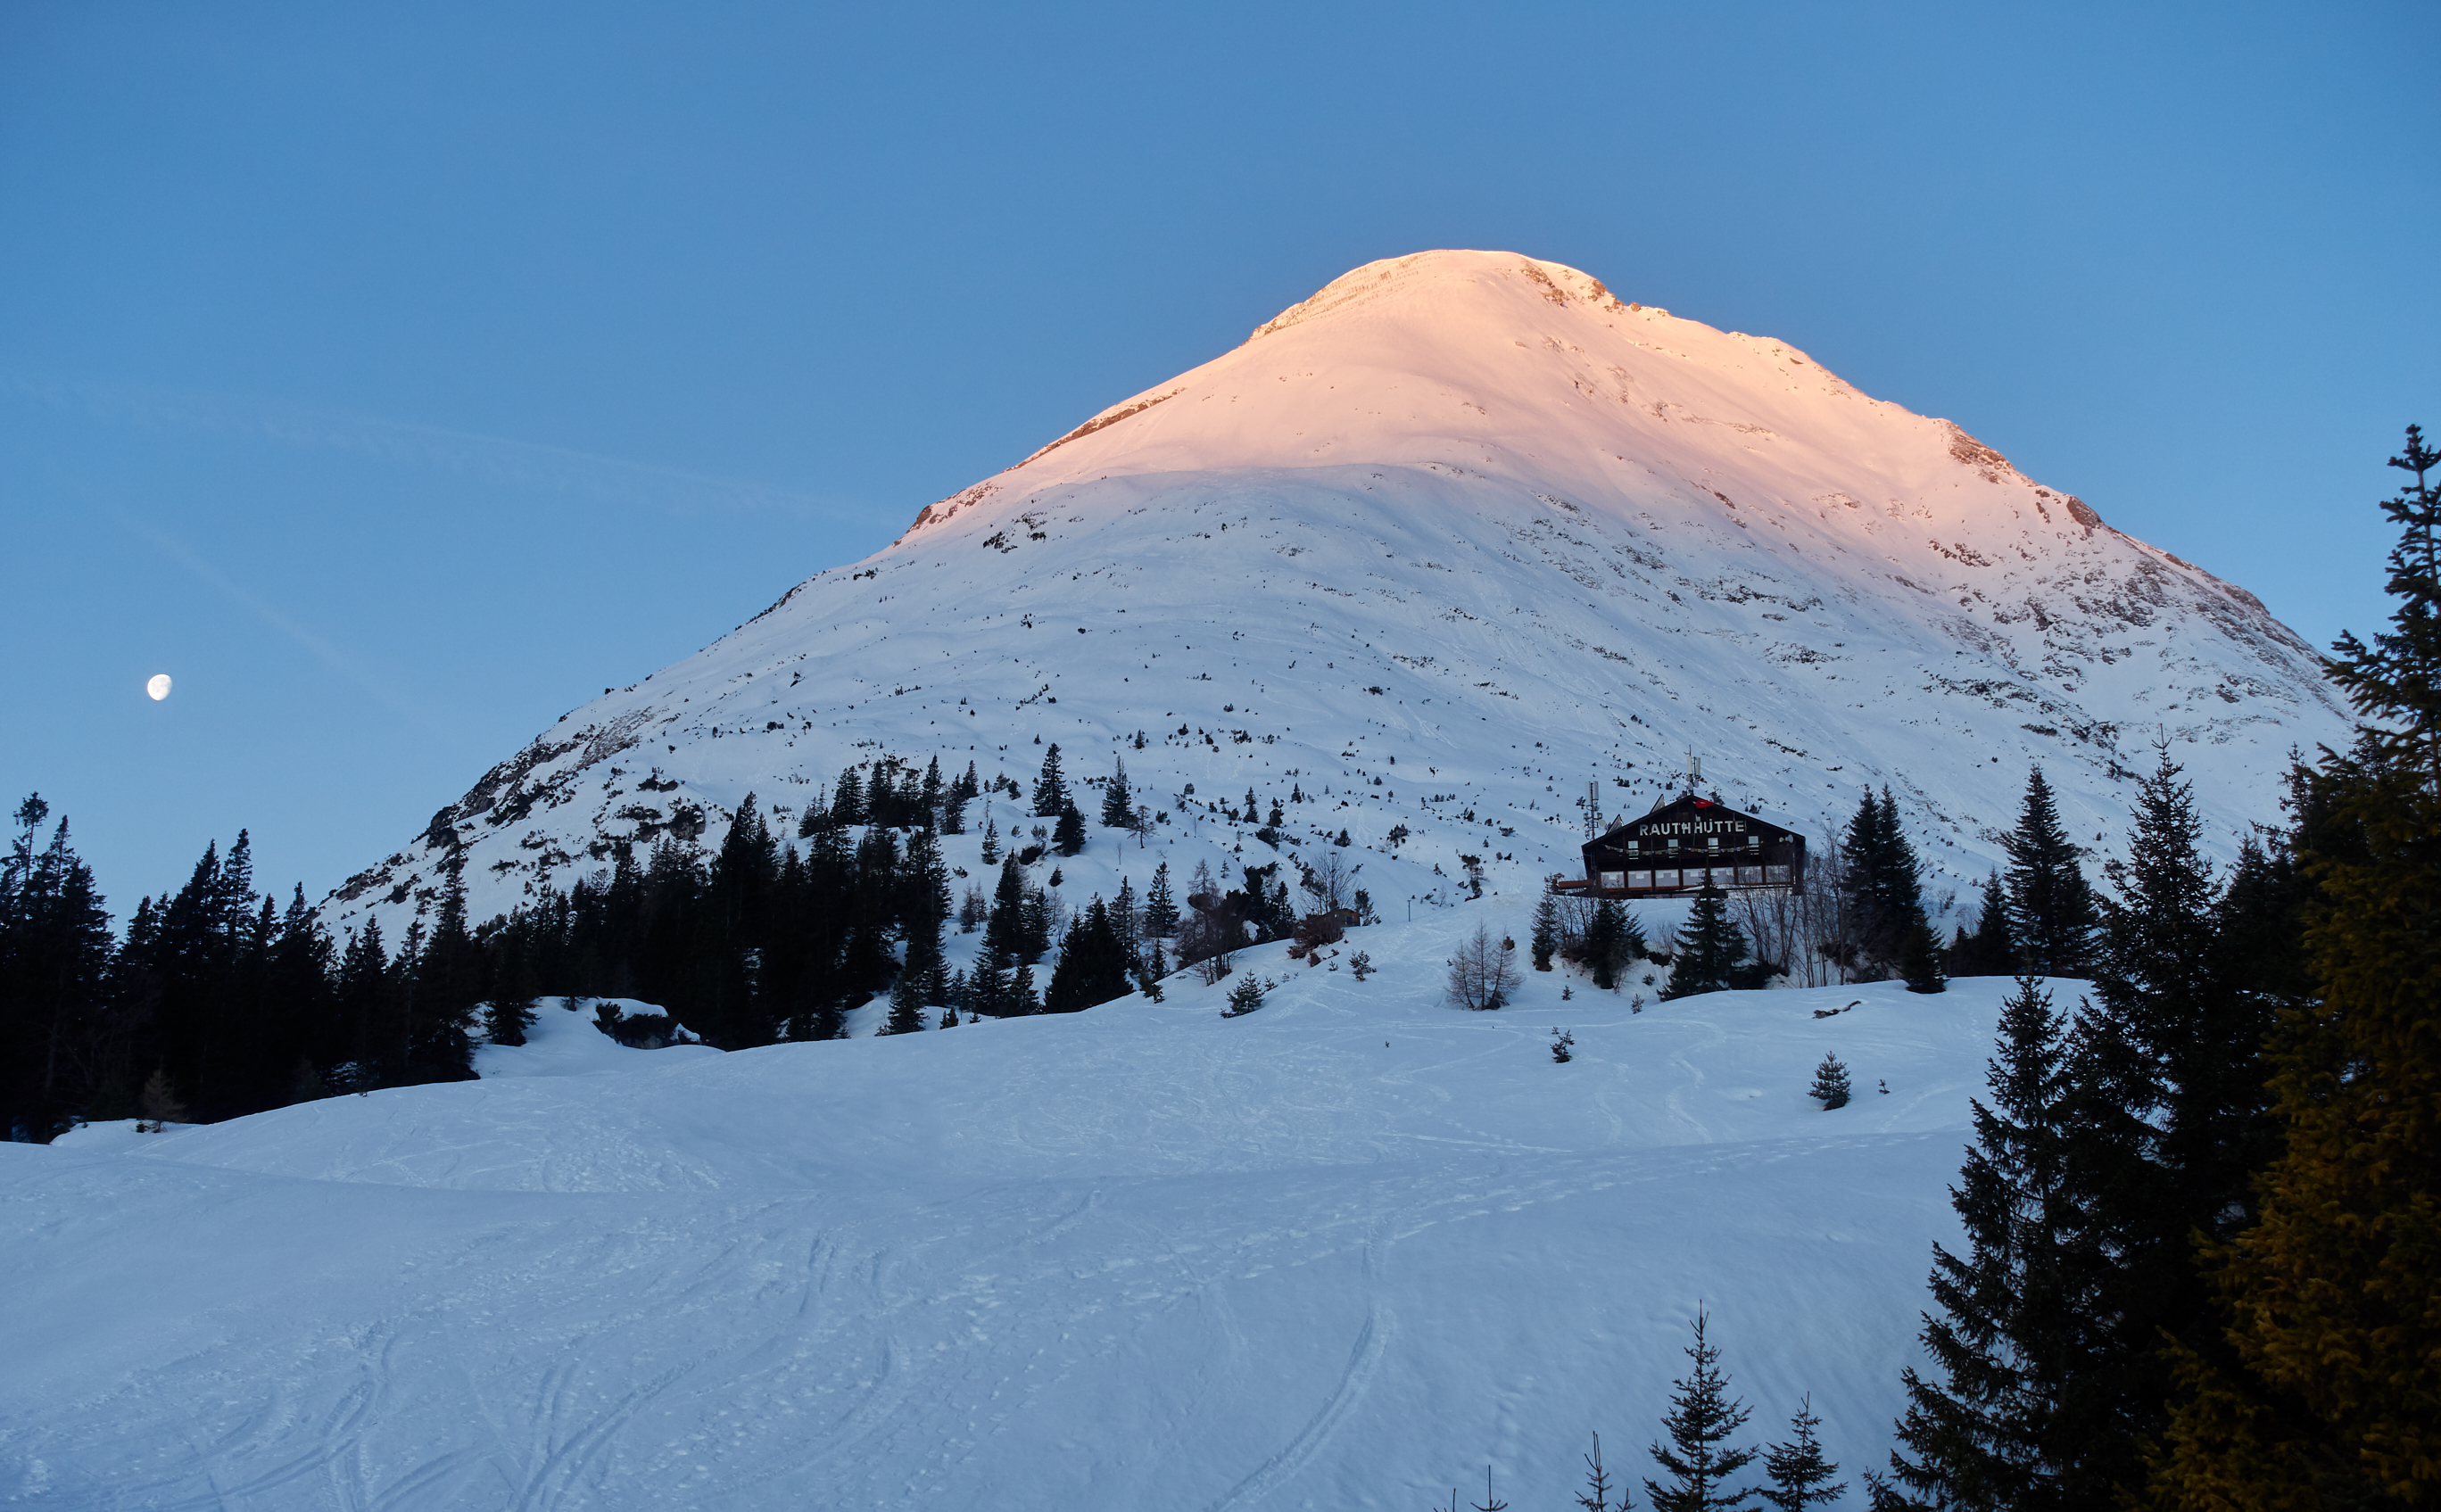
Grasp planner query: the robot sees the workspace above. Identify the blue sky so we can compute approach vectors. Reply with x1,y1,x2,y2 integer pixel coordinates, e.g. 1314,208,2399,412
3,1,2435,913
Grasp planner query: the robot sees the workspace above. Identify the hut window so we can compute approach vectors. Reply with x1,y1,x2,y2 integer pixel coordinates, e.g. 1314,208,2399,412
1626,871,1652,889
1600,871,1625,890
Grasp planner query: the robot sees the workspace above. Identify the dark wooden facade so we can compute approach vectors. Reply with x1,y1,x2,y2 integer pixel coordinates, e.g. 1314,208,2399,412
1560,794,1806,898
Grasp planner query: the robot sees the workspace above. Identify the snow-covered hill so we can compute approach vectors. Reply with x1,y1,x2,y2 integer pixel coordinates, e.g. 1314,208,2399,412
6,901,2033,1509
327,249,2340,942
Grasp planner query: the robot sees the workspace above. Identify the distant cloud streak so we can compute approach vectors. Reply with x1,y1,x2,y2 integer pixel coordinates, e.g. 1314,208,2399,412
1,372,873,524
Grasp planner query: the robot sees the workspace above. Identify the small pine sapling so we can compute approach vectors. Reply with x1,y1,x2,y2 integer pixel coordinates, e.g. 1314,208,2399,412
1551,1028,1576,1063
1575,1432,1628,1511
1222,976,1267,1018
1348,950,1375,981
1645,1307,1760,1512
1808,1053,1852,1110
1760,1398,1843,1510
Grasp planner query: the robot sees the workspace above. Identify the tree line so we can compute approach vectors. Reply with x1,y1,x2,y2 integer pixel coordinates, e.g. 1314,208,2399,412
0,739,1339,1139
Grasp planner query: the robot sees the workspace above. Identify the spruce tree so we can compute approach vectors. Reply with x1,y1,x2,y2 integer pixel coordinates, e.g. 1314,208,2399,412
1948,871,2014,979
1588,898,1626,990
1899,912,1947,996
1102,757,1134,827
1531,884,1560,972
2041,740,2225,1495
881,967,929,1035
1044,896,1134,1012
919,756,943,829
2003,767,2098,977
0,798,114,1139
2152,426,2441,1508
831,765,866,826
1054,800,1088,857
983,855,1028,969
1841,788,1930,979
1886,976,2107,1508
1033,743,1069,817
1760,1399,1842,1510
1662,883,1750,999
1644,1308,1760,1512
1144,860,1179,939
1808,1053,1851,1110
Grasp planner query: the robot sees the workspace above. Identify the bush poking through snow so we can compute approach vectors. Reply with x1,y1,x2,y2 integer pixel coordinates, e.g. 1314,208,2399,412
1221,977,1266,1018
1551,1029,1576,1063
1349,951,1375,981
1808,1053,1852,1110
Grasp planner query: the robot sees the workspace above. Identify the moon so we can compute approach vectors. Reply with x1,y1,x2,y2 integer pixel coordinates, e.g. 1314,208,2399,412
146,673,172,701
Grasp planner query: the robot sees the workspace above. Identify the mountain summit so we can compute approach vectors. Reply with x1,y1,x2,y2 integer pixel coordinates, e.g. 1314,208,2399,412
330,250,2341,936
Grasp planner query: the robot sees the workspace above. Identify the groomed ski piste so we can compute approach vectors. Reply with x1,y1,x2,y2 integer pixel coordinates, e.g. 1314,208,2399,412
4,899,2048,1510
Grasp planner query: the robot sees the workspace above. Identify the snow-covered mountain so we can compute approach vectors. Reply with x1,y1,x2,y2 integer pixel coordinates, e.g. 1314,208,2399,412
329,249,2342,938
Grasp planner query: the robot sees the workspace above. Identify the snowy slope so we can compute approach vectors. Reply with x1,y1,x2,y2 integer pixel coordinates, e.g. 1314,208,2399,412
327,251,2340,941
4,904,2037,1509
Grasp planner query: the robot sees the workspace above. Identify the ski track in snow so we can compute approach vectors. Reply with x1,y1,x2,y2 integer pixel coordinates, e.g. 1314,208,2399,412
11,938,2007,1511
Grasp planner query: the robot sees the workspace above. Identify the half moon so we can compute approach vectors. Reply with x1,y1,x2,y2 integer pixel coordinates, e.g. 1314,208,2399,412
146,673,172,701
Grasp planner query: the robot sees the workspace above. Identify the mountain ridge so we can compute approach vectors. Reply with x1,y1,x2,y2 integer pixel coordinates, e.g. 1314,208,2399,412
327,250,2341,941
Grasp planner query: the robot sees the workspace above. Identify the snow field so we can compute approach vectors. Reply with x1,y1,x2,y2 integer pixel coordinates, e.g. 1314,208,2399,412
1,902,2051,1510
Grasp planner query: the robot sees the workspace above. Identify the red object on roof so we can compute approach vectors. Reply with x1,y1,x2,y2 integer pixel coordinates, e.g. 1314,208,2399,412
1692,798,1714,808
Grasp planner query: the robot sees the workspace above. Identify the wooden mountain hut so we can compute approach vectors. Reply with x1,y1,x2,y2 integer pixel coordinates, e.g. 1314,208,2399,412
1560,793,1806,898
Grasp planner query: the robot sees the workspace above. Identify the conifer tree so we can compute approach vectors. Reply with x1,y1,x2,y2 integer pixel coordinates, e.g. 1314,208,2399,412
1899,912,1948,996
1808,1053,1851,1110
409,860,481,1083
1110,876,1141,966
1033,743,1069,817
0,797,113,1138
919,756,943,830
1760,1399,1842,1511
1532,884,1561,972
2152,426,2441,1508
1054,800,1088,857
1663,884,1750,999
1588,898,1628,990
1102,757,1134,827
1044,896,1134,1012
1948,871,2015,979
1019,887,1053,963
1841,788,1930,979
2036,741,2227,1493
831,764,866,826
1886,976,2107,1508
881,967,929,1035
980,811,1000,863
1007,962,1041,1017
983,855,1028,969
1645,1308,1761,1512
2004,767,2098,977
1144,860,1179,940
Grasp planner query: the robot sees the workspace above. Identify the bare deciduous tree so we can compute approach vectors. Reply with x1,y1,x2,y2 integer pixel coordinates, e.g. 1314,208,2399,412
1446,923,1520,1012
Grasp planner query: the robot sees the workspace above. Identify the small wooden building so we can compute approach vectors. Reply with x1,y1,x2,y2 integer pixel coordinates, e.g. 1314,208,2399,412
1560,794,1806,898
